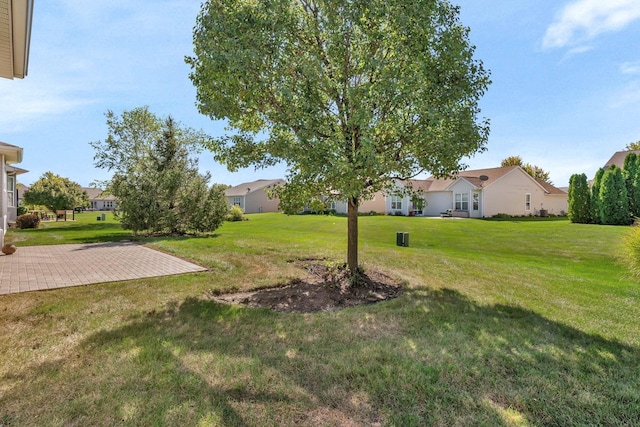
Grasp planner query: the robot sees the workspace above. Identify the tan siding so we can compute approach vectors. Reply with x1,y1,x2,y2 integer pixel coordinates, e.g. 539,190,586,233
483,171,544,216
244,190,280,213
359,192,386,213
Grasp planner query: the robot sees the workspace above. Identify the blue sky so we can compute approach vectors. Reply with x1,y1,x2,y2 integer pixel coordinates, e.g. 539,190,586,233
1,0,639,188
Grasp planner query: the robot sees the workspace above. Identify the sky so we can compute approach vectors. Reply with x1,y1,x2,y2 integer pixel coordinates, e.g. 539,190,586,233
1,0,639,188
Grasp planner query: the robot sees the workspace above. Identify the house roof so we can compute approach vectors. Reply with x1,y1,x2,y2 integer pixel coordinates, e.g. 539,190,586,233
0,0,34,79
224,179,285,197
419,166,518,192
604,150,640,169
535,178,567,195
6,164,27,175
0,141,23,163
82,187,116,201
419,166,566,195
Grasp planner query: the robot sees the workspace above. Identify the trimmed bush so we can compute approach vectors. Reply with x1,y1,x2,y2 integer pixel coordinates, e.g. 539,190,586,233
568,173,591,223
599,166,629,225
226,205,246,221
16,213,40,229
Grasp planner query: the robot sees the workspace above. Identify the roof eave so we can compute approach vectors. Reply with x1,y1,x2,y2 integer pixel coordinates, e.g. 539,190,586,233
1,0,34,79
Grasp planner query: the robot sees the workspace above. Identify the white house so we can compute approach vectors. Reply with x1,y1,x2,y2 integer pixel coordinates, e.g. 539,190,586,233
1,142,24,247
83,187,118,211
388,166,568,218
2,0,34,248
224,179,285,213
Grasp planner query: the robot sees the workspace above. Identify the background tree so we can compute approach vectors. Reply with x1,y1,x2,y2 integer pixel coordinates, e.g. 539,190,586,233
625,141,640,151
567,173,590,223
599,165,629,225
623,153,640,217
500,156,552,183
23,172,89,216
188,0,491,274
91,107,227,235
590,168,605,224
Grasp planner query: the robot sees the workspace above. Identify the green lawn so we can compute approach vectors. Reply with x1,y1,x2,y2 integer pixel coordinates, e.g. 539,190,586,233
1,213,639,426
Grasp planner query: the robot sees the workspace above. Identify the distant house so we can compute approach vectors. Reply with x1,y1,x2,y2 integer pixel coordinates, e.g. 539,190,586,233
603,150,640,169
1,142,25,247
224,179,285,213
16,182,29,207
388,166,568,218
83,187,117,211
329,193,387,214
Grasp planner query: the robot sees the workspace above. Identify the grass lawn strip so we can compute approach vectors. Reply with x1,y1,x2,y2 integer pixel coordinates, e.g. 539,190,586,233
1,212,639,425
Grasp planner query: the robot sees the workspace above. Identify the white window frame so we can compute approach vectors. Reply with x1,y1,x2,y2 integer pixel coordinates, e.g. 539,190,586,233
472,192,479,211
233,197,242,206
455,193,469,211
391,195,402,210
6,175,15,208
525,193,531,211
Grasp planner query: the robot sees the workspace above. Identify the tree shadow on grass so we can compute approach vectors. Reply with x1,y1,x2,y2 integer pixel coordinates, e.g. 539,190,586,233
2,289,639,425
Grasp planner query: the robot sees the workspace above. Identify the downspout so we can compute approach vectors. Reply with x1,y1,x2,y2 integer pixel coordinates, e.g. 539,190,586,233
1,155,6,248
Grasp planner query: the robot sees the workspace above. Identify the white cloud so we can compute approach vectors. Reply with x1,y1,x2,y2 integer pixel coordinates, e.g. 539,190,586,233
621,61,640,75
0,80,97,132
609,81,640,108
543,0,640,49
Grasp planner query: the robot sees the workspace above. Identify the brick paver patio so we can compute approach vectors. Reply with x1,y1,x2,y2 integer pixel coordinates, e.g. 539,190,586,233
0,242,207,295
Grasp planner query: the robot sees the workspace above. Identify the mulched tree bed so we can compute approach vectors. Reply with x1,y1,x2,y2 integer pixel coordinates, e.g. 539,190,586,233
208,259,403,313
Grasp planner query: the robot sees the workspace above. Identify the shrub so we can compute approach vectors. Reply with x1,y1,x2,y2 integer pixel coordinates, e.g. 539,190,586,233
621,225,640,278
17,206,28,216
492,213,511,219
226,205,245,221
16,213,40,229
568,173,591,223
599,166,630,225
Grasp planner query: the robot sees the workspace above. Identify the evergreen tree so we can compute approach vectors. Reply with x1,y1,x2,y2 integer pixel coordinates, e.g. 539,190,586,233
591,168,605,224
599,166,629,225
91,107,227,235
623,153,640,217
567,173,590,223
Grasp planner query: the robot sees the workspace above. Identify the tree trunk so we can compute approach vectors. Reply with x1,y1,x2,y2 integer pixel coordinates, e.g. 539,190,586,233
347,197,359,273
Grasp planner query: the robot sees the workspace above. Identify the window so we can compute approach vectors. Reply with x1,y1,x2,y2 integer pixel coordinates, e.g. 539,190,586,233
455,193,469,211
233,197,242,206
525,193,531,211
329,201,336,210
6,176,15,208
472,193,479,211
391,195,402,210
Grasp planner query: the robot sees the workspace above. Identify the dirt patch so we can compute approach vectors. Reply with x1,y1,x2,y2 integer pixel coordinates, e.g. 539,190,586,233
208,259,403,313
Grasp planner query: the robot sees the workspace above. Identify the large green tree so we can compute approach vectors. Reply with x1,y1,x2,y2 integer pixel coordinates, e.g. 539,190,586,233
567,173,590,223
599,165,629,225
625,141,640,150
91,107,228,235
500,156,552,184
187,0,490,273
623,153,640,217
591,167,605,224
23,172,89,216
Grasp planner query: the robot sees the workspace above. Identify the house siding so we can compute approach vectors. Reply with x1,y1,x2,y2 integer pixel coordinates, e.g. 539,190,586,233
483,171,545,217
333,192,387,214
244,190,280,213
424,192,452,216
